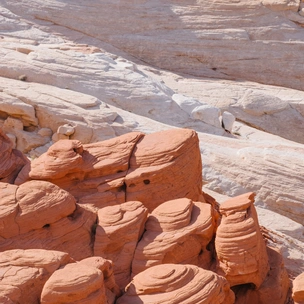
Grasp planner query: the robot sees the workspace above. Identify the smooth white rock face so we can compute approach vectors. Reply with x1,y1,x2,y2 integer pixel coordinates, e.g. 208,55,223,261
221,111,235,133
0,0,303,277
2,0,304,91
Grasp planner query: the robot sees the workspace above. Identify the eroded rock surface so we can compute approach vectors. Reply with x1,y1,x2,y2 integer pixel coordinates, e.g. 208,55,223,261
132,198,215,276
117,264,235,304
41,263,107,304
215,192,269,288
125,129,202,211
0,181,95,260
0,249,72,304
94,201,148,290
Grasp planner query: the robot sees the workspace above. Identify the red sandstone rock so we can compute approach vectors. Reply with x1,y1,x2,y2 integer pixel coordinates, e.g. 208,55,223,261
293,272,304,304
16,129,203,213
16,180,76,234
0,181,96,260
79,257,121,302
0,128,28,183
94,201,148,290
0,180,76,238
215,192,270,288
125,129,202,211
132,198,215,276
0,249,72,304
117,264,235,304
233,246,289,304
41,263,107,304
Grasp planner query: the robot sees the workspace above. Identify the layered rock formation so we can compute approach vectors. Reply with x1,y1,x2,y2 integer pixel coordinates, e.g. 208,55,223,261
41,263,107,304
117,264,235,304
0,249,72,303
0,180,95,260
0,128,293,303
215,192,269,288
1,1,303,301
132,198,215,275
0,249,119,304
94,201,148,289
15,128,202,213
3,0,304,93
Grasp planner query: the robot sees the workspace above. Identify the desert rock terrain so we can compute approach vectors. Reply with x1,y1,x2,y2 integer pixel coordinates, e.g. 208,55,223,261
0,0,304,303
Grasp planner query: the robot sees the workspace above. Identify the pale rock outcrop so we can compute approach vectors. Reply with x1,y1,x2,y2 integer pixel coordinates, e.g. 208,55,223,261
221,111,235,133
156,72,304,144
117,264,235,304
5,0,304,93
41,263,107,304
293,272,304,304
94,201,148,290
198,128,304,225
191,105,222,129
172,93,223,130
0,128,28,183
0,181,96,260
0,249,72,304
132,198,215,276
2,116,51,153
125,129,203,211
0,91,38,126
215,192,269,288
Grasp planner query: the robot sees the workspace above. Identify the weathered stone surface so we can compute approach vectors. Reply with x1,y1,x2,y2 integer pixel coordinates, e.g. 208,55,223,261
0,249,71,304
57,124,75,136
17,132,143,196
293,272,304,304
233,246,290,304
4,0,304,93
221,111,235,133
16,129,203,214
79,257,121,301
41,263,107,304
117,264,235,304
126,129,203,211
215,192,269,288
0,128,28,183
0,205,96,261
132,198,215,276
94,201,148,290
0,181,95,260
0,180,76,238
3,117,51,153
0,91,38,126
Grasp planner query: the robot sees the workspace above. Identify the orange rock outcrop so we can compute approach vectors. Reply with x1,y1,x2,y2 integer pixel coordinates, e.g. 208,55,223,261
215,192,270,288
132,198,215,276
15,129,202,213
0,249,72,303
0,128,291,303
94,201,148,290
0,181,96,260
117,264,235,304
